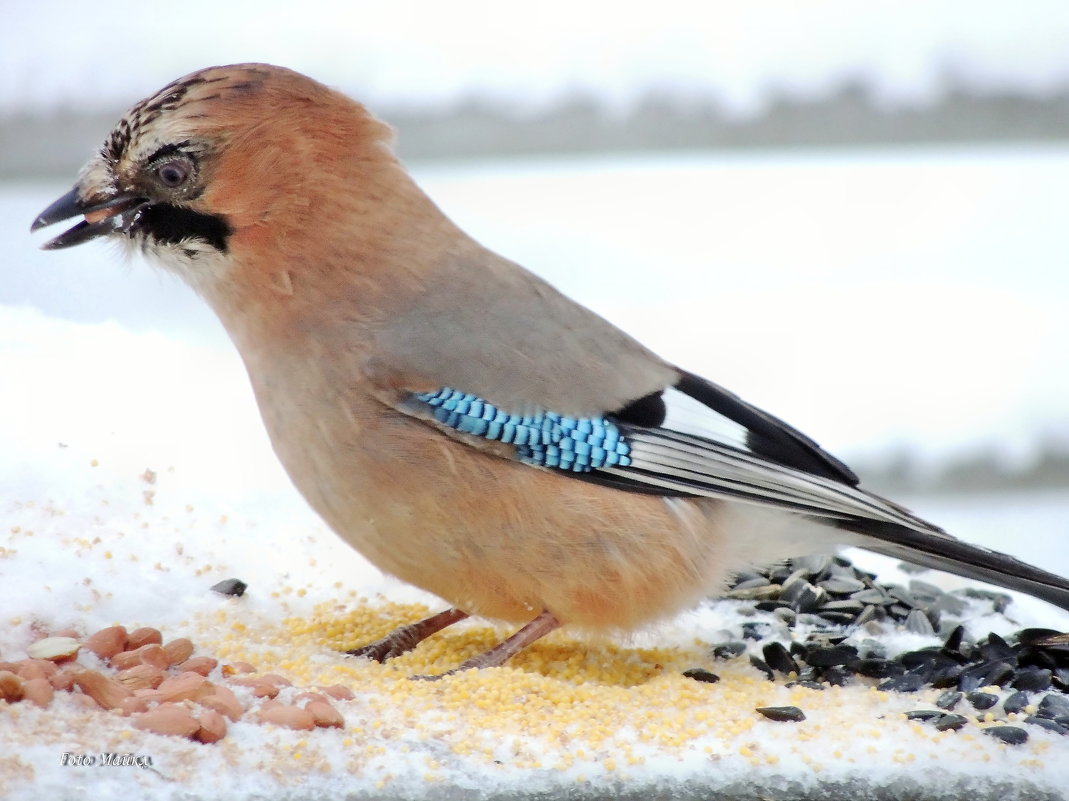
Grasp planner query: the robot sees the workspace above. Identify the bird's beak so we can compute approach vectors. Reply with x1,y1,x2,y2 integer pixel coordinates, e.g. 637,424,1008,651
30,186,148,250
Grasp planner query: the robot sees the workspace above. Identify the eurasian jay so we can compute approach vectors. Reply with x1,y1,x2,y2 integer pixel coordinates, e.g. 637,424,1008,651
32,64,1069,676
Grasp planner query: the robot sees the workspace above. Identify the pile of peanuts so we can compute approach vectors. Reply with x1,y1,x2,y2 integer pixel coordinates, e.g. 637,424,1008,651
0,625,352,743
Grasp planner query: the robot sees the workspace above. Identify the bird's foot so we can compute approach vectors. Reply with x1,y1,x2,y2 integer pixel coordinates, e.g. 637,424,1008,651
408,610,561,680
346,607,468,662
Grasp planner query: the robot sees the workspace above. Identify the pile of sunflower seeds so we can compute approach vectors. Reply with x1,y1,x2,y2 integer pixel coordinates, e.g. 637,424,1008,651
691,553,1069,742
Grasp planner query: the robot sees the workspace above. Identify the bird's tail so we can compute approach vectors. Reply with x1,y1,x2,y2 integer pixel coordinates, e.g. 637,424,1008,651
836,516,1069,612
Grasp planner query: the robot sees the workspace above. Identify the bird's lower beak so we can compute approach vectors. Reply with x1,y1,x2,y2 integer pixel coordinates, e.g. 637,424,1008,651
30,186,148,250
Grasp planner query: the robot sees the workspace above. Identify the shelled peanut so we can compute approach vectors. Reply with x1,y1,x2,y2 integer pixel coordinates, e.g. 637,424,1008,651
0,624,349,743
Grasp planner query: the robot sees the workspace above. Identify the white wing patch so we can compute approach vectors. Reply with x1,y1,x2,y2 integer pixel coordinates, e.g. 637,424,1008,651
658,386,751,449
604,387,945,537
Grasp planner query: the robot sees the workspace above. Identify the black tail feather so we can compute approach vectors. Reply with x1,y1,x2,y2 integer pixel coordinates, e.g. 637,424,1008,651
838,517,1069,612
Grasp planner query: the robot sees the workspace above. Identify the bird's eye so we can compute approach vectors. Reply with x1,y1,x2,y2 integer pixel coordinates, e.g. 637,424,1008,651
154,158,191,188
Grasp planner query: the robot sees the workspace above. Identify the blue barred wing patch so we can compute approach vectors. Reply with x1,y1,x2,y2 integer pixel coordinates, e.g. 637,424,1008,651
413,388,632,472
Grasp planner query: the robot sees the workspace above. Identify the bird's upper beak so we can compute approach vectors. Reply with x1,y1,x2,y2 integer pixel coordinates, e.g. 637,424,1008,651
30,186,148,250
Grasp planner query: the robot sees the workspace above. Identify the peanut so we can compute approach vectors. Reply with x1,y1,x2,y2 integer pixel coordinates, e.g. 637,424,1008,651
126,627,162,649
260,704,315,730
137,644,170,671
198,685,243,721
221,661,256,676
72,669,133,710
230,677,280,698
178,656,218,676
154,672,213,703
115,664,165,691
84,626,128,660
307,699,344,728
319,684,355,701
195,709,228,743
0,670,25,702
22,677,54,708
162,638,194,666
133,704,200,737
26,637,80,662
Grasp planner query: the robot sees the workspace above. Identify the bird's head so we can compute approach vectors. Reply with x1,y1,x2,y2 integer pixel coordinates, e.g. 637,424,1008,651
31,64,402,306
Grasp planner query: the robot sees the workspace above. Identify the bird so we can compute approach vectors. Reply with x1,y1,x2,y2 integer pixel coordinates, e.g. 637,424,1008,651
32,64,1069,676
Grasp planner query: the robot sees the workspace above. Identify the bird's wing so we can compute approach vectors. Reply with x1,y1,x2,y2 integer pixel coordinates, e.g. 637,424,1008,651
370,247,924,532
394,375,939,536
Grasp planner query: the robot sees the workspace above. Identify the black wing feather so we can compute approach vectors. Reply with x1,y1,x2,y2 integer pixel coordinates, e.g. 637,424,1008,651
673,371,859,485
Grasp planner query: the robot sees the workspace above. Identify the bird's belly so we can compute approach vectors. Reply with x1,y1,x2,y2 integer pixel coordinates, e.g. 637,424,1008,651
265,395,734,631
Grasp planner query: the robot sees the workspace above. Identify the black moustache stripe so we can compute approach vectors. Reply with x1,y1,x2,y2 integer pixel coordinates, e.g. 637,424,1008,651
134,204,232,252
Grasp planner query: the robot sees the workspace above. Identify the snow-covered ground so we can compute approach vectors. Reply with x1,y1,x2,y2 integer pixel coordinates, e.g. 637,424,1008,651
2,306,1068,800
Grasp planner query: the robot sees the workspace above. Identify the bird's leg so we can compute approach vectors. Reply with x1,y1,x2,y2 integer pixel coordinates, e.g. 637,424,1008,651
413,609,561,680
346,607,469,662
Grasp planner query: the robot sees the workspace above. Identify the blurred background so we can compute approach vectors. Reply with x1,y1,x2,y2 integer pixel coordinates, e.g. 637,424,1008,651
2,1,1067,584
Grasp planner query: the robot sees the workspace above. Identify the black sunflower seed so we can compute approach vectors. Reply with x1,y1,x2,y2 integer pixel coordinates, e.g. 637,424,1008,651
933,714,968,731
820,598,862,613
755,600,790,612
732,576,772,591
929,661,964,689
979,633,1016,662
820,577,865,595
821,666,852,686
854,605,879,626
899,647,942,669
905,709,944,722
889,586,920,608
756,705,806,722
908,579,946,600
1012,668,1052,692
712,641,747,660
984,726,1028,745
1036,693,1069,720
933,594,969,616
1002,690,1030,715
749,655,774,681
942,625,966,654
780,568,811,591
682,668,720,684
958,660,1015,692
210,578,247,597
819,611,858,626
793,554,832,575
855,658,904,679
967,691,999,710
762,642,799,675
741,622,772,641
905,608,936,635
879,667,929,693
1024,716,1069,735
805,644,857,667
935,690,963,710
852,588,891,604
959,588,1012,614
